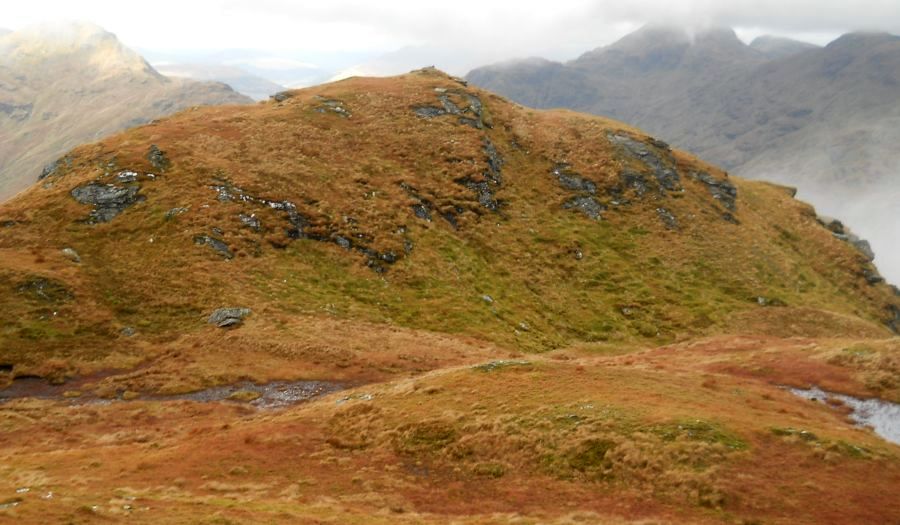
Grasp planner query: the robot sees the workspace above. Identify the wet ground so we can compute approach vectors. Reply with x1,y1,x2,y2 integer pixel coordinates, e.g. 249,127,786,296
789,386,900,445
0,375,344,409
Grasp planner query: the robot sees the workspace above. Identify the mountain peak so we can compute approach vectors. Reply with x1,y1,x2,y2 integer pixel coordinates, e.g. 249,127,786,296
825,31,900,50
0,21,155,76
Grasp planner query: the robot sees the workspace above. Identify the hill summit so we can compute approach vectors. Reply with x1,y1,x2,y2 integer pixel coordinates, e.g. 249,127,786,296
1,67,897,380
0,68,899,524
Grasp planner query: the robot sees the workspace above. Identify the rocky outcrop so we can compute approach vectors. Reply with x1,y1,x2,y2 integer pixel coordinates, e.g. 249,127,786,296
454,138,504,211
551,163,605,220
38,156,72,181
313,97,351,117
607,133,682,193
146,145,170,172
688,171,737,213
70,183,144,222
194,234,233,259
207,307,251,328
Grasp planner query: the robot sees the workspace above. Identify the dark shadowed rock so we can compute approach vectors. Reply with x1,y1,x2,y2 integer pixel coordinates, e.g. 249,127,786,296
70,183,143,222
689,171,737,212
271,91,294,102
194,234,233,259
208,307,252,327
552,164,596,194
608,132,681,192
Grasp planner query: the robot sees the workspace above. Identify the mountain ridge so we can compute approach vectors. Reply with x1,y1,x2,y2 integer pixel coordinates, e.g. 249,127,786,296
0,22,252,201
466,25,900,283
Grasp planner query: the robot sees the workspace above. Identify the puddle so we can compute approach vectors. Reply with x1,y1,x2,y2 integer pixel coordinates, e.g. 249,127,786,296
788,386,900,445
146,380,344,408
0,377,344,409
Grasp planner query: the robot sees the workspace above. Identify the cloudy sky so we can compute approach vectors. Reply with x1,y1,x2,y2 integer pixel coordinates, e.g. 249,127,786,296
4,0,900,80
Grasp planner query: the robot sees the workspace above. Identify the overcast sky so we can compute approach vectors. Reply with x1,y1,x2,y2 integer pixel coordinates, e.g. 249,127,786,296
5,1,900,77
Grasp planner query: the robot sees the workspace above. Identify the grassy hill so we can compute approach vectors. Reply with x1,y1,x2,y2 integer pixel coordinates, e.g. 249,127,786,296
0,69,897,524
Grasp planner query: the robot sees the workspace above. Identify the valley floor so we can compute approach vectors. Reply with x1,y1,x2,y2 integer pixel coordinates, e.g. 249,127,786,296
1,333,898,524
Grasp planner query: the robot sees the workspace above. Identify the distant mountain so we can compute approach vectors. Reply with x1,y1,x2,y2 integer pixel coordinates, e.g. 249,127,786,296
467,26,900,283
154,62,286,100
750,35,820,59
0,22,252,201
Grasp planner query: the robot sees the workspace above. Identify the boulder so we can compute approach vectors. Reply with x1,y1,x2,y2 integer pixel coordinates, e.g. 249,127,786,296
61,248,80,263
70,183,143,222
208,307,252,328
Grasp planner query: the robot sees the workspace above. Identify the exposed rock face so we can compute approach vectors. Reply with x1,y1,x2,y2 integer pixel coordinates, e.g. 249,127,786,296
689,171,738,212
194,234,233,259
146,145,170,172
455,138,504,211
656,207,679,230
564,195,605,219
207,307,251,328
70,183,143,222
551,163,605,220
38,156,72,181
607,133,682,194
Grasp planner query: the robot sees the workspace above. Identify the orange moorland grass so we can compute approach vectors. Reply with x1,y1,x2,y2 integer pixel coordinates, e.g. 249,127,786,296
0,346,897,524
0,69,898,524
0,68,896,388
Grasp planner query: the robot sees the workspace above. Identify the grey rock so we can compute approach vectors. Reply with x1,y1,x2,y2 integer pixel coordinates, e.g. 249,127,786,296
120,326,136,337
165,207,189,220
61,248,80,263
314,97,351,117
852,239,876,262
70,183,143,222
608,132,682,192
147,145,170,172
863,267,884,285
333,235,352,250
38,156,72,181
412,203,432,221
689,171,738,212
413,105,445,118
458,116,482,129
239,213,261,231
271,91,293,102
194,234,233,259
656,207,678,230
208,307,252,328
482,294,494,304
552,164,596,194
564,195,605,220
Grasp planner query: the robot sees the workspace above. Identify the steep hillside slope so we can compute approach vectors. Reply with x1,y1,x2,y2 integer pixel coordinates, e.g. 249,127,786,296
0,69,898,524
467,26,900,282
0,67,896,382
0,23,252,201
